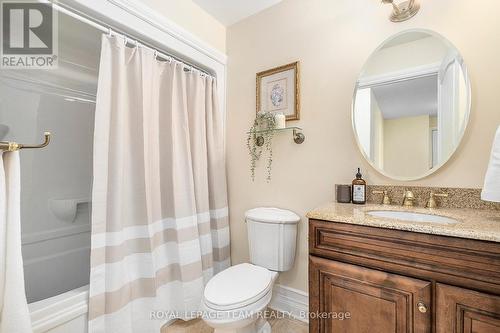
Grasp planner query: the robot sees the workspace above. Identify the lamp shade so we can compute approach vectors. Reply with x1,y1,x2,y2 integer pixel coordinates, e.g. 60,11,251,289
481,126,500,202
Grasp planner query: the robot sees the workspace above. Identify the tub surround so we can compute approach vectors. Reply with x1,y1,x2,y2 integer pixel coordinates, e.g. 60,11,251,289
29,286,88,333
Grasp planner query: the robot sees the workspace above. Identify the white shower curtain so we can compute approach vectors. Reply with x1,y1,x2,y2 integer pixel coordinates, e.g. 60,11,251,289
89,35,230,332
0,152,32,333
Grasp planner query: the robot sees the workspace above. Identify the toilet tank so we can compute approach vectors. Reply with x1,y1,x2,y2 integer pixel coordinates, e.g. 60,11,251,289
245,207,300,272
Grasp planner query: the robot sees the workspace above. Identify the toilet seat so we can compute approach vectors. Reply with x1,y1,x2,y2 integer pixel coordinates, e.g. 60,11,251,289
203,263,276,311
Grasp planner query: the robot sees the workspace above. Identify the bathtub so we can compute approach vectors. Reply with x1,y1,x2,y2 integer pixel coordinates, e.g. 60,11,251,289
29,285,89,333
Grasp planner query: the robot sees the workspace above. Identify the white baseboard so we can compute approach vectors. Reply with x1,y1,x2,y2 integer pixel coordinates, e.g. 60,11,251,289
269,284,309,323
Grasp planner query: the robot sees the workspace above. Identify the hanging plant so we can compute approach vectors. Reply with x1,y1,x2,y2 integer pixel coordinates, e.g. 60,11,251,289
246,112,277,182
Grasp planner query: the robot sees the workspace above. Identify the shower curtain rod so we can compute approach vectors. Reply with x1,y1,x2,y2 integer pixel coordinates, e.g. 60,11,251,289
51,3,215,77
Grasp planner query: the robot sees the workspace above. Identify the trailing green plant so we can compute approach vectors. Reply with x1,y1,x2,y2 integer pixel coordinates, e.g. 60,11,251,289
246,112,277,182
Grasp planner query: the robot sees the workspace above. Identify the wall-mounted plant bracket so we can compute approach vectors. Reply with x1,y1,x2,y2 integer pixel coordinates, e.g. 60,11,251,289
250,127,305,147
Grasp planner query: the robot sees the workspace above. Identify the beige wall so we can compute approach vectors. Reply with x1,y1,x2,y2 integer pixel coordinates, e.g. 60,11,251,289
139,0,226,53
226,0,500,293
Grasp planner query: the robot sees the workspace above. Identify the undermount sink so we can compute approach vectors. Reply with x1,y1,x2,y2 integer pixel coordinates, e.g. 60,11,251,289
367,210,458,225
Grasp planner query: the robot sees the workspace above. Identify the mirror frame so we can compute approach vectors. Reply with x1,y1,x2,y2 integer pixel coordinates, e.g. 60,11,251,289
351,29,471,181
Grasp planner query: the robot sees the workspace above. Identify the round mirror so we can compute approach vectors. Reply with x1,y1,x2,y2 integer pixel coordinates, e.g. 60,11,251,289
352,29,470,180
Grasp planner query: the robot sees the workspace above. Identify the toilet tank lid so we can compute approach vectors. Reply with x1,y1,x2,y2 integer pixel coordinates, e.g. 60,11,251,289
245,207,300,224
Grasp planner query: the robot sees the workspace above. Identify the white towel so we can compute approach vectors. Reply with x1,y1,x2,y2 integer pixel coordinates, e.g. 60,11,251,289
0,152,32,333
482,126,500,202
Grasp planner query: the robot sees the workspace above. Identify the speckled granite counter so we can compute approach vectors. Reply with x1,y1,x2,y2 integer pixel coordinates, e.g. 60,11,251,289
307,203,500,243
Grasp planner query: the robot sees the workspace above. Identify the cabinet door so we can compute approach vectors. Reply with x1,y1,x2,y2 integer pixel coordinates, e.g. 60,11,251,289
309,256,431,333
436,283,500,333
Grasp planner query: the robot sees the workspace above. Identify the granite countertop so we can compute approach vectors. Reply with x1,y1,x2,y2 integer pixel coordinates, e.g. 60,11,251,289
307,202,500,243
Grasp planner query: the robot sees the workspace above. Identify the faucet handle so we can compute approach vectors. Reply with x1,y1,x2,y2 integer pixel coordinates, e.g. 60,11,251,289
373,190,391,205
426,192,448,208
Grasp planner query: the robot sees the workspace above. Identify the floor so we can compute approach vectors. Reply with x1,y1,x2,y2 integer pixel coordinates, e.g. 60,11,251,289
162,310,309,333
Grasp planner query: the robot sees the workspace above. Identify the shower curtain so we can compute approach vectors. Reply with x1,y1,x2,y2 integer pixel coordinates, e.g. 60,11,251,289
89,35,230,333
0,152,32,333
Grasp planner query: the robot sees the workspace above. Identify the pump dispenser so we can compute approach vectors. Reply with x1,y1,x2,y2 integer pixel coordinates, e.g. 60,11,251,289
352,168,367,204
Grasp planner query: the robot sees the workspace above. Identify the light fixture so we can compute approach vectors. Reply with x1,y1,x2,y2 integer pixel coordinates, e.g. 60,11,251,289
381,0,420,22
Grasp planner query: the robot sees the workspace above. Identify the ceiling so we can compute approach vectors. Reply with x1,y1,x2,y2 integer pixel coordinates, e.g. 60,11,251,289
193,0,283,26
372,75,438,119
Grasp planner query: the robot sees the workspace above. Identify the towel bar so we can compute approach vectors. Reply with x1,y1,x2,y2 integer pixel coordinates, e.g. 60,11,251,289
0,132,51,152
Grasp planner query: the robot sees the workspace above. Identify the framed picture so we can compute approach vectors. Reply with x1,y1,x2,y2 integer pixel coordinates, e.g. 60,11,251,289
256,61,300,121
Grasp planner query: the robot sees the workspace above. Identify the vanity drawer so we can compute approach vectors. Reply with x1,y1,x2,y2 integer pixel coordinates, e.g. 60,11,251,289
309,219,500,295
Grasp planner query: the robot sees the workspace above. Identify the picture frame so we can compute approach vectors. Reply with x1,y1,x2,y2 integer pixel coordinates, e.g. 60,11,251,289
256,61,300,121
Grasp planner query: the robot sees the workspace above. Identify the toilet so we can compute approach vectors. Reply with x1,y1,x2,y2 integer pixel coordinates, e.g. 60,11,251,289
201,207,300,333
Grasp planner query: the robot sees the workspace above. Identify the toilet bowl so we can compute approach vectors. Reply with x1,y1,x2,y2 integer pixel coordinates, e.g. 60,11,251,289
201,207,300,333
201,263,278,333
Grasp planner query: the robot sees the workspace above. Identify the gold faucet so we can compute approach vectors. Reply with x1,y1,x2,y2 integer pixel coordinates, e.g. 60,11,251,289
426,192,449,208
372,190,391,205
402,190,415,207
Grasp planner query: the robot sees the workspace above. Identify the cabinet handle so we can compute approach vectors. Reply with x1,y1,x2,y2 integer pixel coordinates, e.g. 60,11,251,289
417,302,428,313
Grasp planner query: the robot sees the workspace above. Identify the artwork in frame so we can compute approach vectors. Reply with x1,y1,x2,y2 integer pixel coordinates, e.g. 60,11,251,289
256,61,300,121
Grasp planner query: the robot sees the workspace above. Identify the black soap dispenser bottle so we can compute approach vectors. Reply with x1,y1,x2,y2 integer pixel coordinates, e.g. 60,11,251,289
352,168,367,205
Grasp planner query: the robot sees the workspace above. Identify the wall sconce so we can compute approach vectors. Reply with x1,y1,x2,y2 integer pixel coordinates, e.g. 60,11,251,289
381,0,420,22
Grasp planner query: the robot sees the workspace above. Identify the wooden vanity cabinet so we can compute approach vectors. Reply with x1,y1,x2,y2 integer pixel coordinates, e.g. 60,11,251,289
436,284,500,333
309,219,500,333
310,256,431,333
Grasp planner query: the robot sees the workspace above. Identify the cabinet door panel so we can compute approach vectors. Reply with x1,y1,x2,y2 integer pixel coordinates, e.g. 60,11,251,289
436,283,500,333
310,255,431,333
